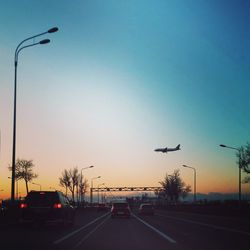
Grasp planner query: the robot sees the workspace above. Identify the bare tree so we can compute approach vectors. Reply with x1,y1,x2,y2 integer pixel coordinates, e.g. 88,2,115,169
237,142,250,173
59,167,89,204
68,167,79,203
237,142,250,183
59,169,71,196
9,159,38,195
79,177,89,203
159,169,191,203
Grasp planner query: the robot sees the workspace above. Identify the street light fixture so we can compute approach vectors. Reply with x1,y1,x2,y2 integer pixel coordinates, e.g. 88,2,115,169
48,27,59,33
11,27,58,202
220,144,242,205
182,165,197,203
32,182,42,191
81,165,94,179
39,39,50,45
90,176,101,205
80,165,94,204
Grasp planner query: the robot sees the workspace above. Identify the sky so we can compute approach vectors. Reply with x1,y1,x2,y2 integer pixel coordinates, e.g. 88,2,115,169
0,0,250,199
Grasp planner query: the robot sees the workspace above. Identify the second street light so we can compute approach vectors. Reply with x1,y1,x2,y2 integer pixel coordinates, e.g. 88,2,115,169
11,27,58,202
80,165,94,204
182,165,197,203
90,176,101,205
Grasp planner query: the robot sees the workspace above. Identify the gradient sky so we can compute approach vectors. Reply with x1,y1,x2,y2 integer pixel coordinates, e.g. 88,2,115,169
1,0,250,199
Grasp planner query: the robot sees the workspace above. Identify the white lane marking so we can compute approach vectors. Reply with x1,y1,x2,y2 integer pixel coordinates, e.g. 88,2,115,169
71,215,110,250
53,212,110,245
132,214,176,244
156,213,250,236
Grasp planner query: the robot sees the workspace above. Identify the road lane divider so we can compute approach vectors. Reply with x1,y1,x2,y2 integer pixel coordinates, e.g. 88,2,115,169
71,215,110,250
156,213,250,237
53,212,110,245
132,214,176,244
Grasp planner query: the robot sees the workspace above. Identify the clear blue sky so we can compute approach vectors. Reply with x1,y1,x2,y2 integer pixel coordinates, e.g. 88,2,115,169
0,0,249,197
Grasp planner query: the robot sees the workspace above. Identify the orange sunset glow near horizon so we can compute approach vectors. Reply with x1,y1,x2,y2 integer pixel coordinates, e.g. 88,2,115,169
0,144,249,200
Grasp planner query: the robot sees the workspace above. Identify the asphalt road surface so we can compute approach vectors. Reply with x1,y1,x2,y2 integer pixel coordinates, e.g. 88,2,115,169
1,209,249,250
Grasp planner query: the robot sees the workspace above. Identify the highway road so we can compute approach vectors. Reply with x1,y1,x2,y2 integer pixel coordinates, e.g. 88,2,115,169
1,208,249,250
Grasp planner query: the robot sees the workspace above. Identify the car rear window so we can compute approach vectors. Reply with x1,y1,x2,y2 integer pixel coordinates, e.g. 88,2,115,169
26,192,59,207
113,202,128,208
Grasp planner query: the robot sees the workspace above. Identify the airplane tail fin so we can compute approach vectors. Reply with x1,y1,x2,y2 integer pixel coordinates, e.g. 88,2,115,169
176,144,180,150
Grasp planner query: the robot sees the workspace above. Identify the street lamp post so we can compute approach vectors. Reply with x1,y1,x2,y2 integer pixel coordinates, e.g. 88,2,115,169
97,183,105,204
182,165,197,203
32,182,41,191
11,27,58,201
220,144,241,206
80,165,94,205
91,176,101,205
8,177,19,200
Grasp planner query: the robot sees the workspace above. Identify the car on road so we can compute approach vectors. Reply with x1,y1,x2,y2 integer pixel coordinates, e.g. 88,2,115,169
139,203,154,215
20,191,75,226
111,201,131,218
97,203,109,212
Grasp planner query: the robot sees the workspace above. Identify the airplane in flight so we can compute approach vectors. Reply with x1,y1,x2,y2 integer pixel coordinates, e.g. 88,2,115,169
154,144,181,153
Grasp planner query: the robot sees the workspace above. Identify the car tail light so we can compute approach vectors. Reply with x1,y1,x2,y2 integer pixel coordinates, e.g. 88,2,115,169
53,203,62,209
20,203,27,209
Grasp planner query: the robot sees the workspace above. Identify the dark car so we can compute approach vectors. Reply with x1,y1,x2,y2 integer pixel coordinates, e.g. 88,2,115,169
111,201,130,218
0,199,22,222
20,191,75,226
97,203,109,212
0,200,7,219
139,203,154,215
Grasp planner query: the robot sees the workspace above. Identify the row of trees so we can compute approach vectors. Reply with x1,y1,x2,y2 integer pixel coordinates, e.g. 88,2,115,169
8,142,250,201
59,167,89,204
7,160,89,203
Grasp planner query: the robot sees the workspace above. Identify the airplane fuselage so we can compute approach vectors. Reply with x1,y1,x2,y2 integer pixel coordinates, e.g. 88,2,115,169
154,144,180,153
